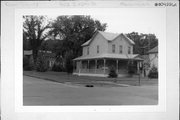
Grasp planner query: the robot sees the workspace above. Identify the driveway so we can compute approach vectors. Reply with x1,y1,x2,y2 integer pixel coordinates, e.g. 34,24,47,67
23,76,158,105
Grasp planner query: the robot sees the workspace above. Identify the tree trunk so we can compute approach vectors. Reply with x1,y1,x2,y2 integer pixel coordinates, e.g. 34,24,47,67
32,49,38,65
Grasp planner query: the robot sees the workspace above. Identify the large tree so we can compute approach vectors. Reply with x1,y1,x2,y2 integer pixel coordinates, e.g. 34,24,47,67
23,15,50,63
126,32,158,55
50,15,107,58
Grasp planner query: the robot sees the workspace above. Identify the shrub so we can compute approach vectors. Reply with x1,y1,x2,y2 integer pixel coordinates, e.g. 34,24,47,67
52,56,65,72
148,66,158,78
36,53,49,72
108,66,117,78
52,63,65,72
23,56,33,71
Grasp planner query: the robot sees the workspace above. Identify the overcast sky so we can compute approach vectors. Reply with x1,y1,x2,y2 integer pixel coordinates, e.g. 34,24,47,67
48,8,165,41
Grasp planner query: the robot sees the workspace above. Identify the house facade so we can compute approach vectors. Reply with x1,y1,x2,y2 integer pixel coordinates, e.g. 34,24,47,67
73,31,143,77
148,46,158,69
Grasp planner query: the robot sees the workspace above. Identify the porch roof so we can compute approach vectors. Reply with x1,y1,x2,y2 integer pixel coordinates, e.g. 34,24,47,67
73,53,143,61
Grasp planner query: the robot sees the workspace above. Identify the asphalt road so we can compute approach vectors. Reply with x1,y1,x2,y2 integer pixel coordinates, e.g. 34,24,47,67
23,76,158,105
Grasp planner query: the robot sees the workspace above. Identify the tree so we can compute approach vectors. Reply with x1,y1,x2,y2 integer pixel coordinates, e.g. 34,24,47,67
126,32,158,55
64,51,74,74
50,15,107,58
23,16,50,63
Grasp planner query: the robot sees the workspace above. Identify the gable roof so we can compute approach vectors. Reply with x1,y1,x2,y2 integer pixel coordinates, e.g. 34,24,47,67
81,31,135,46
148,46,158,53
139,55,150,63
98,31,119,40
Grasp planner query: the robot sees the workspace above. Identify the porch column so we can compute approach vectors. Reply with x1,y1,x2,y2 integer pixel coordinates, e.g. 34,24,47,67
88,60,90,72
72,60,74,72
79,60,82,74
95,59,97,74
74,61,76,72
104,59,106,74
137,61,139,73
116,60,118,74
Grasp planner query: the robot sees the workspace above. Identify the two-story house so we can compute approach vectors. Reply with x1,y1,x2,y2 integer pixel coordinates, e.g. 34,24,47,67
73,31,143,77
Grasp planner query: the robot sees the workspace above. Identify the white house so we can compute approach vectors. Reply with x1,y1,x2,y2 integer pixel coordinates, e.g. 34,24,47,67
73,31,143,77
148,46,158,69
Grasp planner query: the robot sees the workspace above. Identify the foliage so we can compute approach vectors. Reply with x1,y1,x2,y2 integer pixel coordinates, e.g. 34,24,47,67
148,66,158,78
108,66,117,78
50,15,107,58
23,56,33,71
52,56,65,72
126,32,158,55
52,64,65,72
64,51,74,74
36,53,49,72
23,16,51,63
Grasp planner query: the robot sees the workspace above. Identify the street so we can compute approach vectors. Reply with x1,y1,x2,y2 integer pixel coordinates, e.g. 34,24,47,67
23,76,158,105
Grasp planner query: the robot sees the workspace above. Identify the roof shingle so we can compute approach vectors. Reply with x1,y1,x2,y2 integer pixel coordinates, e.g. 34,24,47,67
81,31,135,46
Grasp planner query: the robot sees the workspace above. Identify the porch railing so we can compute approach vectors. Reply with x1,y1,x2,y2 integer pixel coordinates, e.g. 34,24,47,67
74,68,128,75
74,68,108,74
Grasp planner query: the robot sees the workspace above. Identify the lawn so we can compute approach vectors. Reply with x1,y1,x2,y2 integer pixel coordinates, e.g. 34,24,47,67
23,71,158,86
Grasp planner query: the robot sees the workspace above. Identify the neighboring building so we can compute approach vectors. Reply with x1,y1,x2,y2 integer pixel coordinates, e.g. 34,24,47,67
38,50,56,69
23,50,56,70
73,31,143,77
148,46,158,69
139,54,150,77
23,50,33,60
139,46,158,77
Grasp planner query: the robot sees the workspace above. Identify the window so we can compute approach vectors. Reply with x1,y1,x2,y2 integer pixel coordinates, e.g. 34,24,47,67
128,46,131,54
112,44,115,53
97,45,99,53
119,45,123,54
87,47,89,55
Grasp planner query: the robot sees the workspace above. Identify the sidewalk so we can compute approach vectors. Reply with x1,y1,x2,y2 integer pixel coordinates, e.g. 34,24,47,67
23,71,158,86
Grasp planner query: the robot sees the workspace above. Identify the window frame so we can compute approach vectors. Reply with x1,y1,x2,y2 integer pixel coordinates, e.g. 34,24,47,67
97,45,99,53
112,44,115,53
128,46,131,54
119,45,123,54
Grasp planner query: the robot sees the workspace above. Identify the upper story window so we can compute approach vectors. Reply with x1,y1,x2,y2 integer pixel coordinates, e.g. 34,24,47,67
112,44,115,53
97,45,99,53
119,45,123,54
87,47,89,55
128,46,131,54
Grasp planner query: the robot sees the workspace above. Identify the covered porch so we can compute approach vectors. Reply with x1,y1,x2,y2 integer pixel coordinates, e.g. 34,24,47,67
73,54,143,77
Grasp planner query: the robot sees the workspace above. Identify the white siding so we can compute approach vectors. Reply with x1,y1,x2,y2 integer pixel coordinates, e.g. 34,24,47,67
149,53,158,68
82,46,87,56
82,33,108,56
108,35,133,55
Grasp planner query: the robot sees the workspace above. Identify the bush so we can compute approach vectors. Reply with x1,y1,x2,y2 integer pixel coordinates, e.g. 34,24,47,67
52,56,66,72
108,66,117,78
52,63,65,72
148,66,158,78
23,56,33,71
36,54,49,72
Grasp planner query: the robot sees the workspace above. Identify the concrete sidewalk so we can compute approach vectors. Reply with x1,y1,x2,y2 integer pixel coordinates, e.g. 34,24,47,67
23,71,158,86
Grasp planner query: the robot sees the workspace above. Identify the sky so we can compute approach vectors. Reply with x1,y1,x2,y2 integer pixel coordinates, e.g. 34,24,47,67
47,8,165,41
